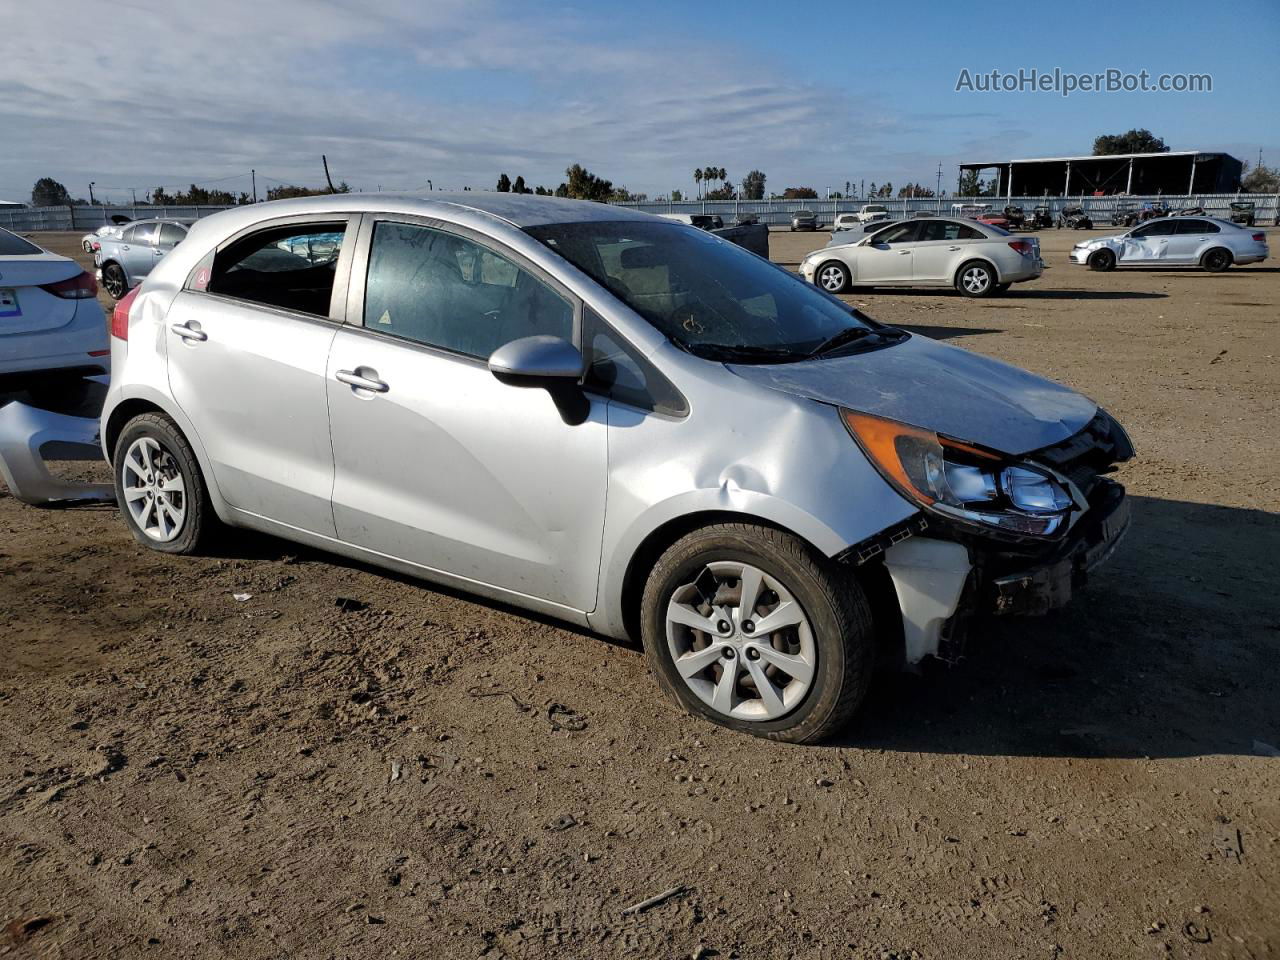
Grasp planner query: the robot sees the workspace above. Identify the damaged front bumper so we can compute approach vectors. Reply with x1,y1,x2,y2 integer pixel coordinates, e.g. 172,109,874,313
872,478,1129,663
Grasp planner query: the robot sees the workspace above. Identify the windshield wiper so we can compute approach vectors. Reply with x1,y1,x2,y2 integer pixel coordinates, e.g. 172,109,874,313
689,343,808,364
808,326,878,357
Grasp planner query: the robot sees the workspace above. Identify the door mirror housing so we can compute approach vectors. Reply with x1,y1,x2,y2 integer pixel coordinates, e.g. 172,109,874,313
488,335,590,425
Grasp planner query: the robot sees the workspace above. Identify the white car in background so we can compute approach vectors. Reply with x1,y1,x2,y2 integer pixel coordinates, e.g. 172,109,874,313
801,217,1043,297
80,223,124,254
0,227,106,404
1070,216,1269,272
855,204,890,224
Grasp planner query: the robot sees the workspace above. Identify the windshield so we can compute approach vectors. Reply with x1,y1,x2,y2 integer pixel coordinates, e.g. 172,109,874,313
526,220,882,362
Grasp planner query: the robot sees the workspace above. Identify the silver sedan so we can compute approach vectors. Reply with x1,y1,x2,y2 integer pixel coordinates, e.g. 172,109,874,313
801,217,1043,297
100,193,1131,742
1070,216,1268,271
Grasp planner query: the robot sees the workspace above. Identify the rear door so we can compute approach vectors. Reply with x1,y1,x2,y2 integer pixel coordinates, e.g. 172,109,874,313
152,222,188,272
1167,218,1219,263
165,215,355,535
911,220,985,282
852,221,919,283
325,215,608,611
120,223,159,282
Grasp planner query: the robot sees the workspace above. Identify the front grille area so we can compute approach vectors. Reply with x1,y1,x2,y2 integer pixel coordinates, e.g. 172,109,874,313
1031,411,1134,500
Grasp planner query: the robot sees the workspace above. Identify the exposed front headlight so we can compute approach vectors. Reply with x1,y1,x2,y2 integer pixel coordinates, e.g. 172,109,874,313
841,409,1074,537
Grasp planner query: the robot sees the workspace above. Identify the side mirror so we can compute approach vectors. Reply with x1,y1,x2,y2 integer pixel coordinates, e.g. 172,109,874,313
488,335,590,426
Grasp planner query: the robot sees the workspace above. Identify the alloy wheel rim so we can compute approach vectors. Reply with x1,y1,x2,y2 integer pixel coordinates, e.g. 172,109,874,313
665,561,816,722
121,436,187,542
818,265,845,291
962,267,990,293
104,267,125,299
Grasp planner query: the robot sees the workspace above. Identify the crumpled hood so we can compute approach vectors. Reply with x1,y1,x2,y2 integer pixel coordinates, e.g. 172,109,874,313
727,334,1097,455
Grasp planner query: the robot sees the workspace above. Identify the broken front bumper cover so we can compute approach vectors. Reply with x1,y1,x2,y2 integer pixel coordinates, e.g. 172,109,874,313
986,480,1130,617
0,402,115,506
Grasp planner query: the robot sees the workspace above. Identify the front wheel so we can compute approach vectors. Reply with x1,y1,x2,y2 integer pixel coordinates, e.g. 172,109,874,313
641,523,875,743
1088,248,1117,272
815,260,850,293
113,413,215,554
956,261,996,297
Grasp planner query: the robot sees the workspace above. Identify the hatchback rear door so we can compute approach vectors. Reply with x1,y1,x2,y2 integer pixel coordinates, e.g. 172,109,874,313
325,215,608,612
165,215,355,535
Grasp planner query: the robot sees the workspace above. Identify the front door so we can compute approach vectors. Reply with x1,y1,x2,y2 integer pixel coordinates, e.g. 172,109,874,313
326,217,608,612
165,216,354,535
1119,220,1175,262
853,221,918,283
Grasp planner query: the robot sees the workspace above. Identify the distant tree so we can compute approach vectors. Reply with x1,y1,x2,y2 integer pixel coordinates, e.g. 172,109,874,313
534,185,553,196
897,183,935,198
1093,129,1169,155
781,186,818,199
670,189,683,201
957,170,981,196
31,177,73,207
511,175,528,194
557,164,614,201
741,170,767,200
694,168,704,199
1241,162,1280,193
264,181,351,201
496,173,512,193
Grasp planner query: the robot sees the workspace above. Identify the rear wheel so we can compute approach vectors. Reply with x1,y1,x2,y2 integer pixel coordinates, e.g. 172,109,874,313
101,263,127,300
955,261,996,297
815,260,850,293
641,523,875,743
113,413,215,554
1201,248,1232,272
1088,248,1117,272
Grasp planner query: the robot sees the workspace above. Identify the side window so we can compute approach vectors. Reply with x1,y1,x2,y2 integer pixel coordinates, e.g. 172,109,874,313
205,221,348,317
364,221,574,359
872,222,918,245
125,223,157,245
956,224,985,240
157,223,186,247
583,311,687,416
1175,219,1218,234
918,221,977,242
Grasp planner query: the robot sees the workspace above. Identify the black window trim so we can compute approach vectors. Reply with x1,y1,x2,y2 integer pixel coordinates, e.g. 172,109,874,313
580,307,688,419
342,212,584,369
182,211,359,326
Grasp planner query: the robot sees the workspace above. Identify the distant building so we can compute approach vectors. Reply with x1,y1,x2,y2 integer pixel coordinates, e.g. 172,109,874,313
958,151,1243,198
0,200,26,209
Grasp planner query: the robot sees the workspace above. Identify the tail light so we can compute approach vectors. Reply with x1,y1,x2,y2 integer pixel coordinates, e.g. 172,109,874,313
91,240,101,251
1253,233,1266,243
40,270,98,299
1008,239,1034,256
111,286,141,340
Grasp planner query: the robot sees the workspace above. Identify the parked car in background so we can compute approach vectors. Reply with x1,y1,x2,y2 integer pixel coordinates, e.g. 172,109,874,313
975,210,1010,230
791,210,819,231
854,204,890,224
832,213,862,233
1110,201,1140,227
1057,206,1093,229
1174,205,1206,217
657,214,767,257
1137,201,1170,223
824,221,904,247
94,219,193,299
658,213,724,230
1229,201,1256,226
1071,217,1268,272
802,217,1042,297
100,192,1132,742
81,223,124,254
0,227,106,404
1002,205,1026,230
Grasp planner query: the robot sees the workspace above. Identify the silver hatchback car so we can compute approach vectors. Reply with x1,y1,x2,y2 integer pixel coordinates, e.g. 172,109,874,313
101,193,1133,742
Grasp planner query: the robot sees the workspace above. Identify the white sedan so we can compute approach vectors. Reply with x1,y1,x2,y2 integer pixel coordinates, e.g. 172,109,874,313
800,218,1043,298
0,227,107,404
1069,216,1268,272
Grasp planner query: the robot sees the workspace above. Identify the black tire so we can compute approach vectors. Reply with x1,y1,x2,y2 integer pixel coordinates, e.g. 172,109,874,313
101,262,128,300
113,412,216,555
1201,248,1232,272
955,260,996,298
992,282,1011,295
640,522,875,743
1088,248,1117,272
814,260,850,294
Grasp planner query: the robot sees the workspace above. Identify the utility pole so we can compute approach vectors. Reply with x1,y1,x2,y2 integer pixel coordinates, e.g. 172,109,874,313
427,179,433,191
131,187,137,205
251,169,257,203
936,161,943,199
88,182,96,205
322,155,336,193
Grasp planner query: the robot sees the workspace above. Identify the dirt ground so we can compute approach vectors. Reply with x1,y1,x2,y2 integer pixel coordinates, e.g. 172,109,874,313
1,227,1277,959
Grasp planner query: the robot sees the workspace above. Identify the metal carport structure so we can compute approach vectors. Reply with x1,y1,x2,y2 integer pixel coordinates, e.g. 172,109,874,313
958,151,1243,199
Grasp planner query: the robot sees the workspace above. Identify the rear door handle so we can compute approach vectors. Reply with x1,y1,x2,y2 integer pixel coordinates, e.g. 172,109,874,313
170,323,207,342
948,245,962,251
336,369,389,393
898,250,911,255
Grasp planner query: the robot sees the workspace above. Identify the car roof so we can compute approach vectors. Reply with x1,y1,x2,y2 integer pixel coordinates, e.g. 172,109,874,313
126,217,196,227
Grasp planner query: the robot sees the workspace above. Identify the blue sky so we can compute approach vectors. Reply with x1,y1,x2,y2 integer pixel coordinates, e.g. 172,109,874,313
2,0,1277,203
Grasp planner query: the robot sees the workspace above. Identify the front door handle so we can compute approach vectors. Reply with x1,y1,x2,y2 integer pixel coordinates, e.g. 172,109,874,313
898,250,911,255
336,369,389,393
948,245,962,251
170,322,207,342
